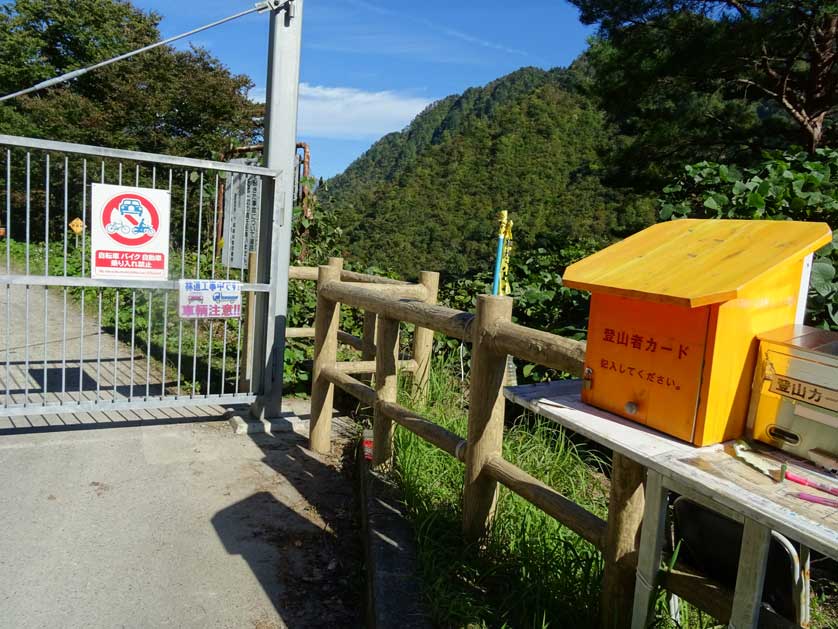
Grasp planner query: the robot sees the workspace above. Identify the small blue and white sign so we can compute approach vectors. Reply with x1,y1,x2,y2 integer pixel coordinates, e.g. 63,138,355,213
179,279,242,319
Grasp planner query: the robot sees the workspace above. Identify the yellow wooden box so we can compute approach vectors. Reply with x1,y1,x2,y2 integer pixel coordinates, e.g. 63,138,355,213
562,219,832,446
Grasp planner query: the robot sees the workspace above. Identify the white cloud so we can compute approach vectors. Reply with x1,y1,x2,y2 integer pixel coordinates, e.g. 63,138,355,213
251,83,433,141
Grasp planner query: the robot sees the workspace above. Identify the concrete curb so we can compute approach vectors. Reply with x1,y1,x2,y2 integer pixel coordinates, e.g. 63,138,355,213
227,414,310,436
357,430,432,629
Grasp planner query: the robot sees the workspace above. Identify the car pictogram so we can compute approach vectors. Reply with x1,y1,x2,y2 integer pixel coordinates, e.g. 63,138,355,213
119,198,144,218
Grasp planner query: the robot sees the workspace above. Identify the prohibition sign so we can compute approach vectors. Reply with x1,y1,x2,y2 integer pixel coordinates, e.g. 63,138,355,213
101,192,160,247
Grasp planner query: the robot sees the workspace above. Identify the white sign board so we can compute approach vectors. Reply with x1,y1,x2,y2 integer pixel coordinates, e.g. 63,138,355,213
178,279,242,319
221,165,261,269
90,183,170,280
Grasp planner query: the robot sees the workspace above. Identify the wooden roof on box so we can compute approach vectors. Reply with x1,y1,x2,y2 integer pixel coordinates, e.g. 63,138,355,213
562,219,832,308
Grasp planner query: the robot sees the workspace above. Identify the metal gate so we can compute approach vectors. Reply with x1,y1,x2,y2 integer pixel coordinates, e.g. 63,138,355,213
0,134,282,417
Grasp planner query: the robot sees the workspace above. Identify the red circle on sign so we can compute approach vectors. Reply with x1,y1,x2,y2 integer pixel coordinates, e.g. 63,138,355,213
101,193,160,247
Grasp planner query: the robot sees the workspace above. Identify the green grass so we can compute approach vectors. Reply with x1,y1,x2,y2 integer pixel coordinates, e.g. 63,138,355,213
389,354,836,628
392,353,609,628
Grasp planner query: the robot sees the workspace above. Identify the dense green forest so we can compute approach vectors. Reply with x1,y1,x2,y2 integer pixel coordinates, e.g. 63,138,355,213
320,67,656,277
0,0,256,157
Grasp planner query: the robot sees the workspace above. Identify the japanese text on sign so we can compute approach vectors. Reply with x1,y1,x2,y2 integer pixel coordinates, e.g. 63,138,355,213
598,359,681,391
602,327,689,359
769,374,838,414
90,183,170,280
179,279,242,319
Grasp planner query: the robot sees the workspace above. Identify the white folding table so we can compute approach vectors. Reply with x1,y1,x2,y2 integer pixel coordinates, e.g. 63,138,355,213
505,380,838,629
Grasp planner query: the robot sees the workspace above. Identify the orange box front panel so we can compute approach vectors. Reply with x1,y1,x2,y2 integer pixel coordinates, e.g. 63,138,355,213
583,293,711,442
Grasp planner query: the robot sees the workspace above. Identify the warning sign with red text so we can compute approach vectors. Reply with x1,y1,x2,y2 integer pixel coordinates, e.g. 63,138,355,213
90,183,170,280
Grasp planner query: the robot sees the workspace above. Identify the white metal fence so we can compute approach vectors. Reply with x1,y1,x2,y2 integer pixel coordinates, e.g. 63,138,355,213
0,135,281,416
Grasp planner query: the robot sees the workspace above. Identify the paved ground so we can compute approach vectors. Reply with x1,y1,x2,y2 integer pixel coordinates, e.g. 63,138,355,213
0,402,362,629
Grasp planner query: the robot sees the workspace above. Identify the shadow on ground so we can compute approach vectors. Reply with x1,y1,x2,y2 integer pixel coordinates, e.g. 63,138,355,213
212,426,363,627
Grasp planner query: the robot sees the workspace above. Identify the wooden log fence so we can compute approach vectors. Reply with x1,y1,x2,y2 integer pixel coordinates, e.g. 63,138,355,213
286,260,754,629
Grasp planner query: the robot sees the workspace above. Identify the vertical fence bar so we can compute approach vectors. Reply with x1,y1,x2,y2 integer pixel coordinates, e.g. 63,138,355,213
462,295,514,542
24,152,30,405
206,174,220,396
61,157,68,404
221,186,232,395
177,171,188,397
96,291,102,402
42,154,49,403
161,169,172,397
4,150,10,406
412,270,439,404
129,290,136,399
373,316,400,468
113,290,119,400
235,228,246,395
146,291,152,399
192,173,203,397
309,260,342,453
78,159,87,402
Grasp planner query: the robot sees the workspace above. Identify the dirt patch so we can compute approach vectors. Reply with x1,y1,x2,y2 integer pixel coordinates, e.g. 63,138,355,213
251,433,363,628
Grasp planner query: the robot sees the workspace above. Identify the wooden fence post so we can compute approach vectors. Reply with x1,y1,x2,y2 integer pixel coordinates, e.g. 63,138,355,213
412,270,439,405
360,311,377,385
309,258,343,453
463,294,514,542
372,315,399,467
600,453,646,629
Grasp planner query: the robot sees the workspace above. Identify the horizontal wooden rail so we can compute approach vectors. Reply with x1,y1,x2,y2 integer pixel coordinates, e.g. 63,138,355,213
661,566,795,629
351,282,428,300
483,455,607,549
289,265,413,286
321,280,475,341
340,269,410,285
286,328,373,352
337,331,365,351
289,266,318,281
286,326,315,338
322,366,377,406
489,321,586,377
334,359,417,374
377,400,466,461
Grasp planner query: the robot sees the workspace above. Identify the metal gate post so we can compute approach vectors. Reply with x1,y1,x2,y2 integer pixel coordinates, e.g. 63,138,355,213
251,0,304,420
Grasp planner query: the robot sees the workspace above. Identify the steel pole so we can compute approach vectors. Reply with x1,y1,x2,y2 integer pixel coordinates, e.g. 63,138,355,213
251,0,304,419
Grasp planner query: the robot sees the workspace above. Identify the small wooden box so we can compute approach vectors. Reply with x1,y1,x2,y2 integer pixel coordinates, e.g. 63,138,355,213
563,219,832,446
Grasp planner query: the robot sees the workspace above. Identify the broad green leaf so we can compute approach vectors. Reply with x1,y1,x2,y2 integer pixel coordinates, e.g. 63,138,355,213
811,262,836,297
747,192,765,210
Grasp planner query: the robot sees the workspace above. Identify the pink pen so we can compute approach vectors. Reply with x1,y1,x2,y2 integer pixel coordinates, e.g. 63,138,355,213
785,471,838,497
794,492,838,508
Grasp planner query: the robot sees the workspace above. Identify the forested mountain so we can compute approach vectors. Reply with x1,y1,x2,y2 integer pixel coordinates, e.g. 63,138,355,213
321,67,656,278
322,3,837,281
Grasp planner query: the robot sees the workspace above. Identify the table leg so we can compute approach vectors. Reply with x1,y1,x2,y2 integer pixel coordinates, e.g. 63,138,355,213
729,518,770,629
631,470,667,629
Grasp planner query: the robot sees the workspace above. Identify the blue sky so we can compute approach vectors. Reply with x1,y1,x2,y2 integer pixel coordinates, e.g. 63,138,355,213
131,1,595,178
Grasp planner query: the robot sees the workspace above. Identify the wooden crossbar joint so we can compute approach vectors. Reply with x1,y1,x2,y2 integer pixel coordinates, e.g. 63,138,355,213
321,365,377,407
